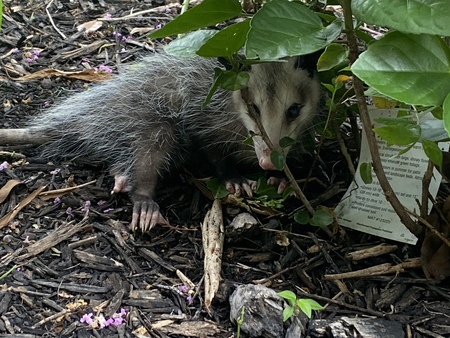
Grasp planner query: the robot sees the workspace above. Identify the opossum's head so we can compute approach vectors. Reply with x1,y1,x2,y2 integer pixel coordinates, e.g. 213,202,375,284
237,55,322,170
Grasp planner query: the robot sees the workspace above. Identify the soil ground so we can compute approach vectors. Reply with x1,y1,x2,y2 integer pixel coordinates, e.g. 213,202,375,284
1,1,450,337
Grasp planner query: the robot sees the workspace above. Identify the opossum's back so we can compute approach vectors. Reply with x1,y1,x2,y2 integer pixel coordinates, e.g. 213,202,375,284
30,54,224,165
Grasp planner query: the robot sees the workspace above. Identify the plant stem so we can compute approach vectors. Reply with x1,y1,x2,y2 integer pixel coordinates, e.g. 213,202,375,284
181,0,190,15
338,0,422,237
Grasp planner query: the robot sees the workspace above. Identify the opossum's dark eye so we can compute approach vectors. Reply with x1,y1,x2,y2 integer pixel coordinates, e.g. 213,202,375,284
286,103,302,120
252,103,261,115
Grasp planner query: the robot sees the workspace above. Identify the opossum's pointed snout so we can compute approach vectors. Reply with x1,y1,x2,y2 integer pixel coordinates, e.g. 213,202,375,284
259,155,276,170
253,136,277,170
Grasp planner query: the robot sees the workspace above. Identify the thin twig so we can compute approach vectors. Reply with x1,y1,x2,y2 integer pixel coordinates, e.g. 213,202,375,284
405,209,450,249
420,160,434,218
97,2,199,22
46,0,66,40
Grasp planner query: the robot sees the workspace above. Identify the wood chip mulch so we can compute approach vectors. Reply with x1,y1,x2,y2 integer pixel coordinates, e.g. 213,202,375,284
1,1,450,337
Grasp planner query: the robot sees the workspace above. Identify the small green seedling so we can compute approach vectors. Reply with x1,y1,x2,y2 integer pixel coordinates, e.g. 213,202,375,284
278,290,323,320
0,265,18,281
294,209,333,227
236,306,245,338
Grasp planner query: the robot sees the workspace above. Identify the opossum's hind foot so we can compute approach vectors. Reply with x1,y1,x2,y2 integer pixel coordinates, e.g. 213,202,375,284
267,176,289,194
130,195,169,232
225,177,257,197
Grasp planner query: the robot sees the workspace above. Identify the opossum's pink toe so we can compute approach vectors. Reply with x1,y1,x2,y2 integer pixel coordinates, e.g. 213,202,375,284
226,182,241,197
112,174,131,193
259,157,276,170
242,182,254,197
130,198,168,232
267,177,288,194
225,178,256,197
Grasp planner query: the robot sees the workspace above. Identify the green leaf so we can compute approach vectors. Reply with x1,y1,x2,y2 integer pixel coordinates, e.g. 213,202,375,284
374,117,415,126
206,178,229,199
204,68,248,106
245,0,341,60
374,125,420,146
422,139,443,169
282,306,294,322
322,83,335,93
352,32,450,106
432,106,443,120
279,137,296,148
309,209,333,227
278,290,297,303
317,43,348,72
307,299,323,311
297,299,312,318
164,30,218,57
444,93,450,138
270,150,286,170
352,0,450,36
203,68,224,108
282,186,294,200
359,162,373,184
355,28,375,44
297,298,323,311
219,70,249,91
197,20,250,58
294,210,310,225
149,0,242,38
255,177,280,199
297,298,323,318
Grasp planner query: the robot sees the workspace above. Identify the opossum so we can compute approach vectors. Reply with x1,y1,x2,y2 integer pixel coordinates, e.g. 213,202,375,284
1,53,322,232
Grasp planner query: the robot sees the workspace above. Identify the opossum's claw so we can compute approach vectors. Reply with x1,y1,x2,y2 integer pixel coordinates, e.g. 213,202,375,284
225,178,257,197
130,197,169,233
267,176,289,194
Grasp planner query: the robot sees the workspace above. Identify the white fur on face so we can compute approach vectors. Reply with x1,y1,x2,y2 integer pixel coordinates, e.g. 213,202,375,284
237,57,321,169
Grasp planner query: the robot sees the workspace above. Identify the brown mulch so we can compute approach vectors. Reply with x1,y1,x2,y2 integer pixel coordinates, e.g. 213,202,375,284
1,1,450,337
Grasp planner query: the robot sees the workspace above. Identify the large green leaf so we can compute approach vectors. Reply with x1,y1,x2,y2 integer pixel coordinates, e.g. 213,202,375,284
197,20,250,58
245,0,341,60
352,32,450,106
149,0,241,38
164,30,218,57
352,0,450,36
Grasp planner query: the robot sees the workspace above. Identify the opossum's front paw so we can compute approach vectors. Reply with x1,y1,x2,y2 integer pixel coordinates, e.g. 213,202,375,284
267,176,289,194
130,197,169,232
112,174,132,193
225,177,257,197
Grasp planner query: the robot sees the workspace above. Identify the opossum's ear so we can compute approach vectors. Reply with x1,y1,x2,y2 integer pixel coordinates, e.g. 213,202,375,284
218,57,233,70
294,49,324,77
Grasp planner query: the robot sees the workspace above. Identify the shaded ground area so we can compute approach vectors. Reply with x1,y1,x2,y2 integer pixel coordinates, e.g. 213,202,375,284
1,1,450,337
